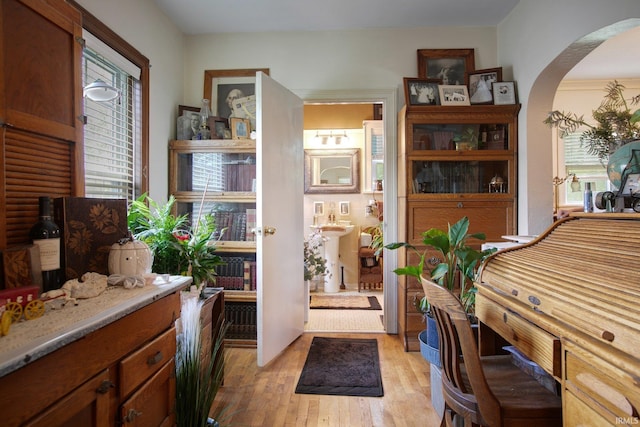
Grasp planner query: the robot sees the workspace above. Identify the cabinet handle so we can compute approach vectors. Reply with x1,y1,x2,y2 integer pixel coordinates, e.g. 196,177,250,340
96,380,115,394
427,256,440,266
124,409,143,423
457,202,464,208
147,350,163,365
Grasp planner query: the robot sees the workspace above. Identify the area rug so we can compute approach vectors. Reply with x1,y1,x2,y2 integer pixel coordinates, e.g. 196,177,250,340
295,337,384,397
309,295,381,310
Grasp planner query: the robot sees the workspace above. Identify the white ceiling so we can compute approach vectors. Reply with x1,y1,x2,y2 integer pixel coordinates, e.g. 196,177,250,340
154,0,639,81
154,0,521,35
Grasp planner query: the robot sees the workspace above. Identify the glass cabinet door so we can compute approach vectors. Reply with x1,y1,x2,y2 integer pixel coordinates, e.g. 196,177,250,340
411,123,509,151
175,151,256,193
410,160,509,194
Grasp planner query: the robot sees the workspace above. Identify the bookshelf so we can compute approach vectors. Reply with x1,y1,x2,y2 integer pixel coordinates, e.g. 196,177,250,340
169,139,258,347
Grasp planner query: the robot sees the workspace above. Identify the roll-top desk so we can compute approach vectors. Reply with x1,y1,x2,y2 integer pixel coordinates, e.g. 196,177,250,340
476,213,640,427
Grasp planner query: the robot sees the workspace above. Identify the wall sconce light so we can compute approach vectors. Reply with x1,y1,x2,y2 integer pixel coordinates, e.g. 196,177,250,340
313,130,349,145
553,173,581,213
83,79,120,102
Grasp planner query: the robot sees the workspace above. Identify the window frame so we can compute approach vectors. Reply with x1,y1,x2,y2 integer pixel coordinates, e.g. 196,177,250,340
71,1,149,197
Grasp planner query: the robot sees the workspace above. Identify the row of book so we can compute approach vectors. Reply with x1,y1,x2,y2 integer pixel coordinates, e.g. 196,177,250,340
224,164,256,192
225,302,257,340
216,256,257,291
212,209,256,241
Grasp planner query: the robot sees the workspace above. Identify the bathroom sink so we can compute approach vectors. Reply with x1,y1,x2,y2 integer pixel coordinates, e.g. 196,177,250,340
312,224,354,238
309,224,355,292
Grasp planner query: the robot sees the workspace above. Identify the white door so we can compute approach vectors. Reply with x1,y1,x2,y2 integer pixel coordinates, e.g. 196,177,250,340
255,72,305,367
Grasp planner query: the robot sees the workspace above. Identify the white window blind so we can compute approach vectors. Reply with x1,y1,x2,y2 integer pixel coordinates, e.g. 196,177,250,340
561,132,609,205
82,31,142,201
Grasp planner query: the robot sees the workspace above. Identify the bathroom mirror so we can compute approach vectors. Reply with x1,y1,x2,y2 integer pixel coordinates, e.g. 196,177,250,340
304,148,360,194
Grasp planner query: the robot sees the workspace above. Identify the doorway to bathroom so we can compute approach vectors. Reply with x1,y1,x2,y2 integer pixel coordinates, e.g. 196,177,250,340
298,89,397,333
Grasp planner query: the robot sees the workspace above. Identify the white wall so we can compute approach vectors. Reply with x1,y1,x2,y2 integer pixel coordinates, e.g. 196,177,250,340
497,0,640,234
76,0,185,203
182,27,497,106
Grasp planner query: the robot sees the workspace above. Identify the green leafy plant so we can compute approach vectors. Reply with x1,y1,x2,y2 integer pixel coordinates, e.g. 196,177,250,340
385,216,495,316
304,230,328,281
453,128,478,144
127,194,224,290
544,80,640,163
175,295,230,427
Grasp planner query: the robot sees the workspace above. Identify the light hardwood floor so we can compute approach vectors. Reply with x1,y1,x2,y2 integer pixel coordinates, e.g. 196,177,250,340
210,332,442,426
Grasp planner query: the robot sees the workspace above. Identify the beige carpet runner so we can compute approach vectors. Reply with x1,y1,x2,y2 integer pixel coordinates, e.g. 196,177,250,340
309,295,381,310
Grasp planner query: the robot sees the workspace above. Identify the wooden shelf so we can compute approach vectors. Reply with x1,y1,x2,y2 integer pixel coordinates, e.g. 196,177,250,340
169,139,255,152
213,241,256,253
223,290,257,302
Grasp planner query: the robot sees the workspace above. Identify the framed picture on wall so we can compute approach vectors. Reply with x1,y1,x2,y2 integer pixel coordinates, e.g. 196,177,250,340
417,49,475,85
203,68,270,120
468,67,502,104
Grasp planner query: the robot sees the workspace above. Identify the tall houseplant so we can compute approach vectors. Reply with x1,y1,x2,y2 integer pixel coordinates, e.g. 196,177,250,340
385,216,495,318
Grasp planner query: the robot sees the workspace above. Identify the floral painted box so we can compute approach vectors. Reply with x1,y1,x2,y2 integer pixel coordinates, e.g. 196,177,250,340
54,197,129,281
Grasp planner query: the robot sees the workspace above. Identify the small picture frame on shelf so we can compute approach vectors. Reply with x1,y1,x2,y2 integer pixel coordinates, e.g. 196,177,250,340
403,77,441,106
468,67,502,104
208,116,228,139
177,105,200,140
230,118,251,139
492,81,517,105
438,85,471,106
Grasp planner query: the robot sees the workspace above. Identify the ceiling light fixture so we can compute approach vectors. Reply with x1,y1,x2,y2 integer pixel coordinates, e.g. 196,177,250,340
83,79,120,102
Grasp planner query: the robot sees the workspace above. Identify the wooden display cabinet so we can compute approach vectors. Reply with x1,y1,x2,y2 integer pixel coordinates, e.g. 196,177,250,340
169,139,258,347
397,104,520,351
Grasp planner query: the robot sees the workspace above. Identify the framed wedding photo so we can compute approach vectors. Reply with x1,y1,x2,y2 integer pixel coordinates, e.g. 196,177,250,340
438,85,471,106
417,48,475,85
492,81,517,105
468,67,502,104
404,78,441,106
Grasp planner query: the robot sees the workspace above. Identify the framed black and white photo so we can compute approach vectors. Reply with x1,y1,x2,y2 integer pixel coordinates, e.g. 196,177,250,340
417,49,475,86
438,85,471,106
203,68,270,119
403,77,441,106
208,116,228,139
176,105,200,140
468,67,502,104
492,81,517,105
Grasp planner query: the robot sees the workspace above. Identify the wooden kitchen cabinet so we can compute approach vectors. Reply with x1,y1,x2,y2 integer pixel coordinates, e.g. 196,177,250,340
0,288,182,426
397,104,520,351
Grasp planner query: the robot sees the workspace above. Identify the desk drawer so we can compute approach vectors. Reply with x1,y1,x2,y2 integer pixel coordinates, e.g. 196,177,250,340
476,294,561,378
565,345,640,424
565,390,614,427
120,327,176,399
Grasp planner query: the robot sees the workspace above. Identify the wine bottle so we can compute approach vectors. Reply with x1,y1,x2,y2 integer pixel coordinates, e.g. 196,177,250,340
30,196,61,292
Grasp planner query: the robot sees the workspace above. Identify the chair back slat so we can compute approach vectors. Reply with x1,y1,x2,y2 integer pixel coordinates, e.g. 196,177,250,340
421,276,502,426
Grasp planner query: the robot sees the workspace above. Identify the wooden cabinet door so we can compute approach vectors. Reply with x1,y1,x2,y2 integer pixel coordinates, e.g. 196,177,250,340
120,359,176,427
24,369,113,427
0,0,83,249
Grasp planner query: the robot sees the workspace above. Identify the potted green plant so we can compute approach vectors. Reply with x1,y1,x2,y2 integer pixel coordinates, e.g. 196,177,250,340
385,216,495,416
544,80,640,164
453,127,478,151
304,230,329,284
175,294,230,427
127,194,224,292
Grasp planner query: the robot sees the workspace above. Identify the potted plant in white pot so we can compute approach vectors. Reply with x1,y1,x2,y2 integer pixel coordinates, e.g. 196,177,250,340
385,216,495,416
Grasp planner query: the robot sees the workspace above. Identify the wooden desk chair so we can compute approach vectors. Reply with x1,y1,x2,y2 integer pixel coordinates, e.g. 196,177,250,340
420,277,562,427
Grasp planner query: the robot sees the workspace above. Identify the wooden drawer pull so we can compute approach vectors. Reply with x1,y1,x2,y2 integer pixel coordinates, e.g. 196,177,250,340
96,380,114,394
147,351,164,366
123,409,142,423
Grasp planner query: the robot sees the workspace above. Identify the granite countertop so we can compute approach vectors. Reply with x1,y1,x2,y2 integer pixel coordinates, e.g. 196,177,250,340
0,275,192,378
